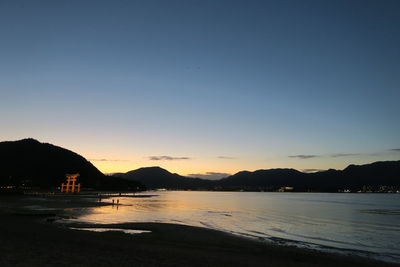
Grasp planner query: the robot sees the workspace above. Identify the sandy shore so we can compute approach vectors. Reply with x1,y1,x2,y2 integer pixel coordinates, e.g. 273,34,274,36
0,195,396,267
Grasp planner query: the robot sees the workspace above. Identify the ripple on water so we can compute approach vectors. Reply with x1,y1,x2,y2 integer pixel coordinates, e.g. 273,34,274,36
360,209,400,216
69,227,151,235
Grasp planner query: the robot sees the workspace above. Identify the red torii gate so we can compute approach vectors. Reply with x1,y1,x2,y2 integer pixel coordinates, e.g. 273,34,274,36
61,173,81,193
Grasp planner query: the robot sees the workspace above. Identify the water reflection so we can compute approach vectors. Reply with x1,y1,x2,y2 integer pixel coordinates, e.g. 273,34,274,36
73,191,400,263
70,227,151,234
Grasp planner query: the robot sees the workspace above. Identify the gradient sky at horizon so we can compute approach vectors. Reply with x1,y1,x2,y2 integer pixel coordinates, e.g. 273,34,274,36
1,0,399,177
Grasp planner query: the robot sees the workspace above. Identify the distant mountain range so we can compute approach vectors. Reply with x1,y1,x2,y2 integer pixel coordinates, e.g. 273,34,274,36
0,139,143,190
114,167,211,189
116,161,400,192
1,139,399,192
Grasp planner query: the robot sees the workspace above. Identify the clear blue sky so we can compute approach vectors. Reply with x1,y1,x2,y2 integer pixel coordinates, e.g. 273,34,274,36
1,0,399,176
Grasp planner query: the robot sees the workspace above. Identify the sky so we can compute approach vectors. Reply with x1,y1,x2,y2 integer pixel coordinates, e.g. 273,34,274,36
1,0,399,178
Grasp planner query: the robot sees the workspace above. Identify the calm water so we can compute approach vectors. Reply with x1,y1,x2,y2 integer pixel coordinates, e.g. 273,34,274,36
74,191,400,263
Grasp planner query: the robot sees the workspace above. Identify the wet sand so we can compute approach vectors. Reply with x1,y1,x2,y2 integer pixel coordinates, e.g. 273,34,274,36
0,195,396,267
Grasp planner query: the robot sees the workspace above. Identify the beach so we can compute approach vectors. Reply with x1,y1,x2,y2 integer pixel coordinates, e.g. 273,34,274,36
0,194,396,267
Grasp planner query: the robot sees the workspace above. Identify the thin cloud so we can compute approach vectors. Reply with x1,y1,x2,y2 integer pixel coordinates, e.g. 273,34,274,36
330,153,359,158
390,148,400,152
302,169,325,173
187,172,231,180
89,158,128,162
289,155,318,159
217,156,236,159
148,156,191,161
367,153,381,156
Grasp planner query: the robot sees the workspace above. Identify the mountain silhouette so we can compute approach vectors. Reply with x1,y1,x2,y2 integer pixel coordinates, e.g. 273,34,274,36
0,138,143,190
1,139,399,192
118,161,400,192
218,169,306,187
116,167,211,189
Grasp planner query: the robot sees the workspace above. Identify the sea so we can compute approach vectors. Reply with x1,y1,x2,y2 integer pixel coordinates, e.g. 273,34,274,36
72,191,400,263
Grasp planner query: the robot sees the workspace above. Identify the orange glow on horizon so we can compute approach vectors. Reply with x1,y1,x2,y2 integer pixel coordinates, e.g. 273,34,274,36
83,150,399,177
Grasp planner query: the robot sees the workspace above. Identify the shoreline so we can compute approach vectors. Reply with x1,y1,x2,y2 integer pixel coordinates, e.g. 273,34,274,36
0,195,397,266
61,220,399,266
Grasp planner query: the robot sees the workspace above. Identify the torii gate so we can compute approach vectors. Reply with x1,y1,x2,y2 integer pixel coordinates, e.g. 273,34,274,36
61,173,81,193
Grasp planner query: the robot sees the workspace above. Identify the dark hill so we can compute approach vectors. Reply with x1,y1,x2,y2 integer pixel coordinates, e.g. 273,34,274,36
218,169,306,186
0,139,143,190
117,167,212,189
218,161,400,192
342,161,400,185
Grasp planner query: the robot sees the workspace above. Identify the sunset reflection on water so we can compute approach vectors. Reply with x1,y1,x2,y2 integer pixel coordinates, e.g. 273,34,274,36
72,191,400,263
